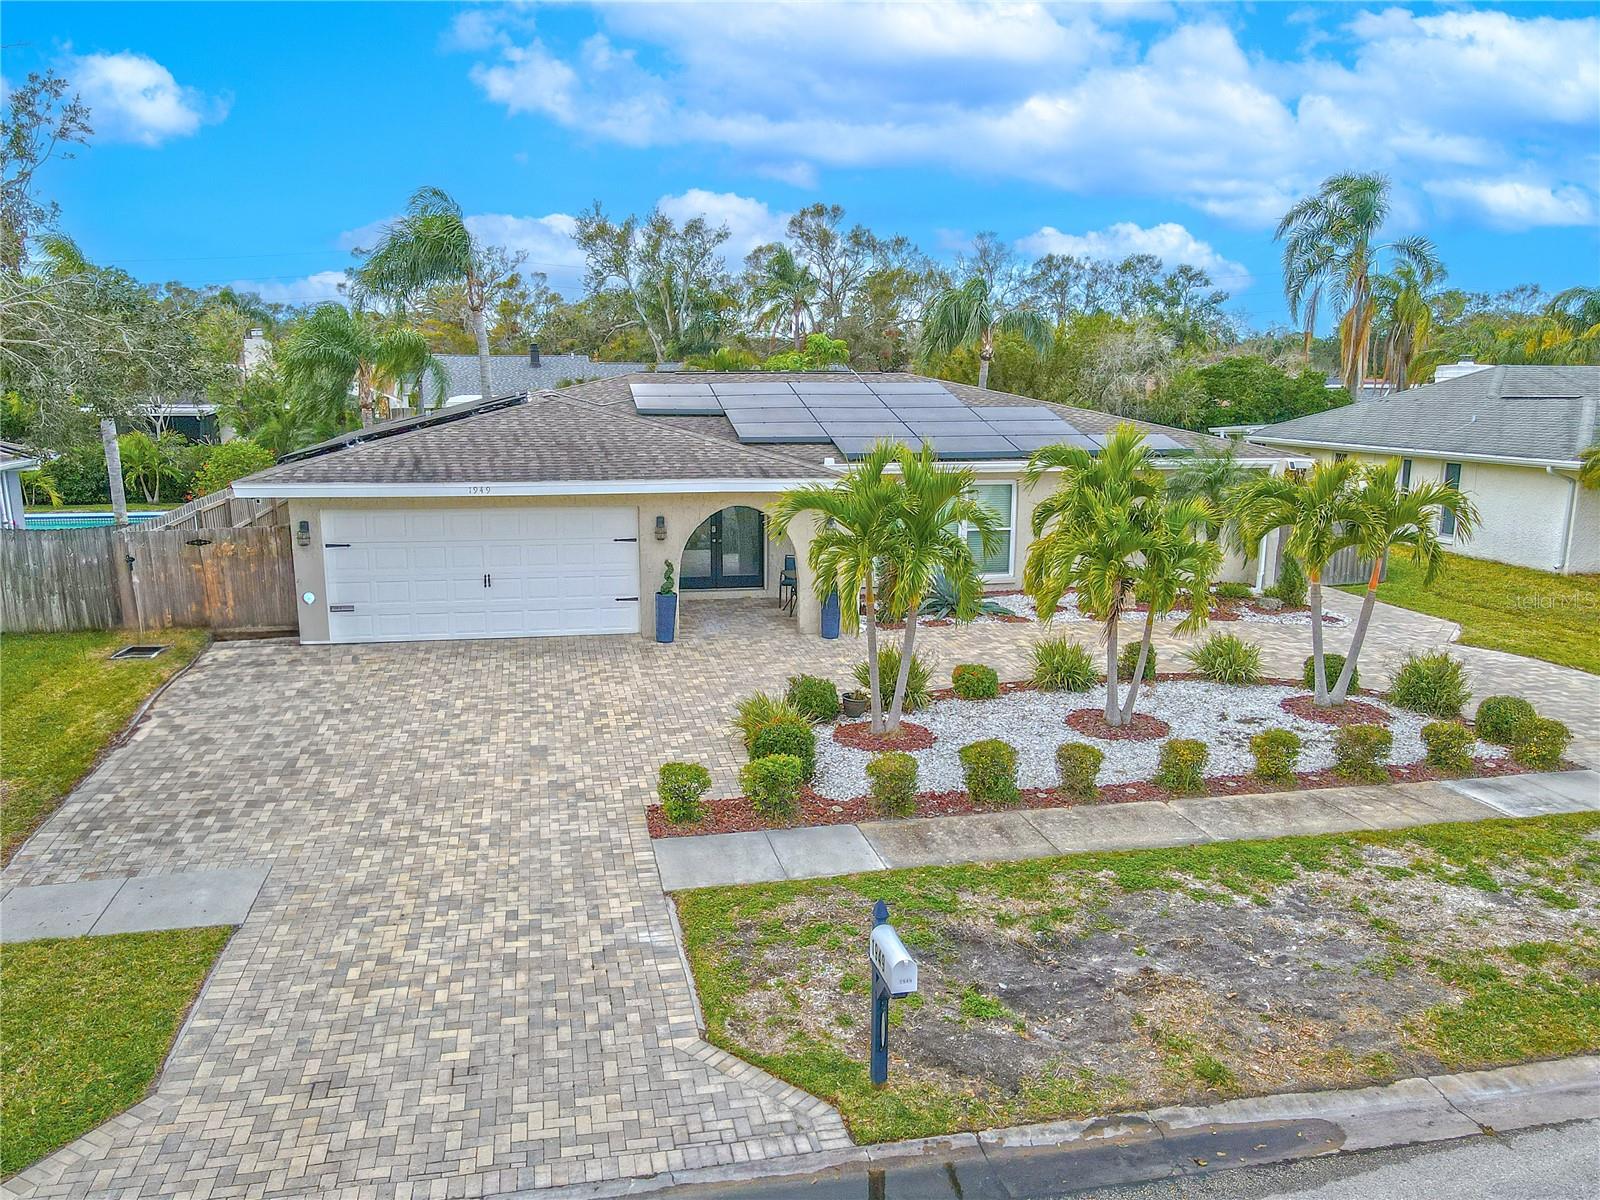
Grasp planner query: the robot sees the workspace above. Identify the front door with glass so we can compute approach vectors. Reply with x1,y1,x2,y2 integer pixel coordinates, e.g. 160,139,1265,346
681,506,766,589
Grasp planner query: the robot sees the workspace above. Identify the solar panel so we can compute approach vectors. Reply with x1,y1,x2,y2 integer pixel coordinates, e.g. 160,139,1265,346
868,381,955,395
793,380,871,394
728,421,829,443
816,421,913,439
802,406,895,423
632,397,726,416
902,419,995,437
707,382,797,396
1140,433,1186,451
982,420,1076,437
882,389,964,408
976,406,1062,423
924,434,1017,458
721,407,810,424
795,392,887,408
631,383,714,396
828,436,890,459
889,405,985,425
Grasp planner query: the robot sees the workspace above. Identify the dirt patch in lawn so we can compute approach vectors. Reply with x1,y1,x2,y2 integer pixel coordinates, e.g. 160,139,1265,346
677,814,1600,1144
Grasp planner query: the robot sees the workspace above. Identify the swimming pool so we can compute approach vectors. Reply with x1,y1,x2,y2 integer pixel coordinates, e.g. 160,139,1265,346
24,511,167,530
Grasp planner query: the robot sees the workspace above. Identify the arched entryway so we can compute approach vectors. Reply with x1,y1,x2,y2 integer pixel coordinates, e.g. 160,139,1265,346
680,505,766,590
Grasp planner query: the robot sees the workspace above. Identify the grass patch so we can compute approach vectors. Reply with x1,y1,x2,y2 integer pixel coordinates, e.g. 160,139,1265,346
1418,938,1600,1067
1,629,207,863
1,927,233,1175
1338,552,1600,675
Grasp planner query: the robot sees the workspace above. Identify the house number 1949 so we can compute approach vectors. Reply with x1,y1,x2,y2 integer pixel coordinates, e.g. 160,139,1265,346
467,485,492,495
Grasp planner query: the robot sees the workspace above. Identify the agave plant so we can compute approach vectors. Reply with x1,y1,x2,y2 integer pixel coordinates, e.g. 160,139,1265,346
919,573,1012,621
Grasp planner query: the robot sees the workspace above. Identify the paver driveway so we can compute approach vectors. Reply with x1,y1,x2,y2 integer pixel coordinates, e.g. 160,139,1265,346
6,593,1597,1198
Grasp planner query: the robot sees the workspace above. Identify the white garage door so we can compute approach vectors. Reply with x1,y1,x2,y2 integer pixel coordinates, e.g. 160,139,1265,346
320,506,640,643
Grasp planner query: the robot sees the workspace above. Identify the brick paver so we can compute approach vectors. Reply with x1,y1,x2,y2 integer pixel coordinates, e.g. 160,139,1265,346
4,590,1595,1197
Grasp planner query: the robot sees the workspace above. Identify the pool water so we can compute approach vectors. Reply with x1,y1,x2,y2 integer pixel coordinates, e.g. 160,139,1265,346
25,511,167,530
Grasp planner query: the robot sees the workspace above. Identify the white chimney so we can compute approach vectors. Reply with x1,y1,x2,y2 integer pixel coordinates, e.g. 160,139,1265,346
1433,358,1490,384
241,328,270,374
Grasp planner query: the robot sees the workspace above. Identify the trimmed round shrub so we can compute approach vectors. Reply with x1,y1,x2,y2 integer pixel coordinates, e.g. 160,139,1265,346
1303,653,1358,693
1154,738,1208,794
750,718,816,780
1513,717,1572,770
1186,633,1264,685
658,762,712,824
785,674,840,722
740,754,806,820
1031,637,1097,692
959,739,1020,808
733,691,805,751
1118,641,1156,682
1212,581,1254,601
1266,555,1307,607
1475,695,1537,746
951,663,1000,701
1389,651,1469,719
1249,728,1302,782
1334,724,1393,782
1421,721,1474,773
1055,743,1103,801
866,751,919,817
854,646,931,714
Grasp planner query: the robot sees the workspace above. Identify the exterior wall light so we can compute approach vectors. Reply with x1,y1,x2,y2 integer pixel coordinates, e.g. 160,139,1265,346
654,515,667,541
296,520,311,548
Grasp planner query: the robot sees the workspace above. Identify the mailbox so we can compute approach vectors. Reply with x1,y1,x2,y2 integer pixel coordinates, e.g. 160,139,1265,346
869,925,918,998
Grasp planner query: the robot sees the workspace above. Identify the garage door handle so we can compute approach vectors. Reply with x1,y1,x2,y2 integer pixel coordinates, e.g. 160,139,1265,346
484,574,491,588
613,537,637,543
615,596,638,602
330,604,354,612
324,542,350,548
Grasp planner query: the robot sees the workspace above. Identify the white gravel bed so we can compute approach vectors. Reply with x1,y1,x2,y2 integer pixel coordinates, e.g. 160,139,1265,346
811,680,1506,801
980,591,1343,627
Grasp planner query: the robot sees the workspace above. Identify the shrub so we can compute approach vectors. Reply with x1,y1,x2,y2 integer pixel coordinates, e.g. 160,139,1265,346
1249,728,1302,782
1421,721,1474,773
853,646,931,714
1303,653,1358,692
1055,743,1103,800
1030,637,1097,692
733,692,805,750
1334,724,1392,782
658,762,711,824
1154,738,1208,794
951,663,1000,700
1475,695,1536,746
785,674,840,722
1186,633,1264,684
866,752,919,817
740,754,806,819
1118,641,1156,682
191,439,275,496
1213,582,1254,601
1266,555,1307,607
959,739,1019,808
1388,651,1469,719
1513,717,1572,770
750,718,816,780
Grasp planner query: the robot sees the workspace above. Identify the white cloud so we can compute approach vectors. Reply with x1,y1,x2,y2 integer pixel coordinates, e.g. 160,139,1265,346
1423,178,1596,230
229,270,349,306
754,161,819,189
65,51,225,146
655,189,789,262
1016,221,1250,285
464,212,585,281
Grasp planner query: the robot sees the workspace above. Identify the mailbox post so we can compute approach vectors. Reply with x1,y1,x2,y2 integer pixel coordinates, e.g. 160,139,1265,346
868,899,918,1088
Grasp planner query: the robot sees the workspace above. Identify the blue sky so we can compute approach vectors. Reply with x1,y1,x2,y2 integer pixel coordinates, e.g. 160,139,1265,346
4,1,1597,330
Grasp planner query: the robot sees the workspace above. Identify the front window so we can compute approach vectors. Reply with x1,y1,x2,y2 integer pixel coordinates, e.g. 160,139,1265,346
1400,458,1412,491
962,483,1014,577
1439,463,1462,538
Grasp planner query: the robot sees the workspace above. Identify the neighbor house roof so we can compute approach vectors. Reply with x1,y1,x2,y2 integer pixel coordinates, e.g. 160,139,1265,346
0,440,39,471
1253,365,1600,467
434,352,661,399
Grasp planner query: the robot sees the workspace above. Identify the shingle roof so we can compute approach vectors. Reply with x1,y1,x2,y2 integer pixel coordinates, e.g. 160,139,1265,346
1253,365,1600,464
434,353,659,398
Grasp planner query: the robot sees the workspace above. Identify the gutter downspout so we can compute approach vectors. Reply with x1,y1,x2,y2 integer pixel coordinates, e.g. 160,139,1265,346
1548,466,1578,575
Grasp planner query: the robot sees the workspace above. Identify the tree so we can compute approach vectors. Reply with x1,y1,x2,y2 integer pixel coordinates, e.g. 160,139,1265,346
277,305,444,428
117,429,188,503
763,332,849,372
1163,356,1344,432
1328,461,1477,704
191,440,275,496
356,187,495,405
920,275,1052,390
1165,443,1254,551
1580,445,1600,490
785,204,878,336
769,442,903,734
1119,494,1221,721
1276,173,1442,398
1,69,93,273
1232,461,1365,705
1373,259,1447,391
746,245,819,351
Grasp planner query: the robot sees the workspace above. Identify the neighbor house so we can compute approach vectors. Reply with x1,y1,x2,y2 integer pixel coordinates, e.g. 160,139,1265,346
232,372,1301,645
0,441,39,530
431,345,662,405
1250,365,1599,575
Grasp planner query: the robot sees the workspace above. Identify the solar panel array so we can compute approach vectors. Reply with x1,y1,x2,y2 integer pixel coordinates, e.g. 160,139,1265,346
629,379,1179,460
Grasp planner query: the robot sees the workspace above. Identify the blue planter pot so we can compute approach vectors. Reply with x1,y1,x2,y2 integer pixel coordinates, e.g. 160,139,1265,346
820,590,841,640
655,592,677,644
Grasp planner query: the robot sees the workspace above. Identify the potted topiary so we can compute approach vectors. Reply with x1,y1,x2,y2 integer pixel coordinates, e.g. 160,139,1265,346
656,561,677,644
841,689,869,719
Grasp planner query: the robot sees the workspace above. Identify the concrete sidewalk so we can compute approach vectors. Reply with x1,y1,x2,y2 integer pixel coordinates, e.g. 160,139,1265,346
0,866,268,942
651,770,1600,890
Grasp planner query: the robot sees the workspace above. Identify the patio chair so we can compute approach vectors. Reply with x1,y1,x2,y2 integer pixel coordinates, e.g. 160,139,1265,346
779,554,798,614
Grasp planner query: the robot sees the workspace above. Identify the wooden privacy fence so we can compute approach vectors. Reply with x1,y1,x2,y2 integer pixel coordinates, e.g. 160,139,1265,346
143,490,287,531
2,525,297,634
1321,545,1387,588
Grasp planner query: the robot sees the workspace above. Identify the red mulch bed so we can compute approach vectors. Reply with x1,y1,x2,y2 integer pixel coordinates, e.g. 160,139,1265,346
646,754,1551,839
1064,708,1172,741
832,720,937,751
1281,694,1391,726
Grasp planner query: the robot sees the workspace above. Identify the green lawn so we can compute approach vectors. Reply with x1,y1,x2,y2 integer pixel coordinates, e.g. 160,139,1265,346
0,927,233,1176
678,815,1600,1144
23,502,171,513
1339,553,1600,675
1,629,207,864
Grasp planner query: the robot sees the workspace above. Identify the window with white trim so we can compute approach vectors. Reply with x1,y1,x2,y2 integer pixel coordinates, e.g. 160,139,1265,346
962,483,1014,577
1439,462,1462,538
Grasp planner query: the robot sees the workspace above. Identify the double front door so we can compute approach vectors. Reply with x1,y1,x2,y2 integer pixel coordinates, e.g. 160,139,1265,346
681,506,765,589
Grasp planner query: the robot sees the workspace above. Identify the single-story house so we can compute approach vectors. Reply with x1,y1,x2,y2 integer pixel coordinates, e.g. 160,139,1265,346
1250,365,1599,576
232,372,1301,645
0,441,40,530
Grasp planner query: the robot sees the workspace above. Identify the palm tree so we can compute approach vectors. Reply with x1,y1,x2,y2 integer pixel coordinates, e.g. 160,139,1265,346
1164,444,1254,553
879,445,1000,729
748,245,819,352
1232,460,1365,705
1119,495,1221,721
1373,259,1446,392
1531,286,1600,364
357,187,494,406
278,305,444,428
1579,445,1600,490
1328,461,1477,704
1276,173,1442,398
769,441,903,734
920,275,1052,390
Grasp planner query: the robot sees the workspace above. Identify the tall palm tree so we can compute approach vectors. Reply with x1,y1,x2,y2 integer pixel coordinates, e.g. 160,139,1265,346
1531,286,1600,364
278,305,444,428
748,245,819,352
1276,173,1442,398
1328,461,1477,704
1373,259,1446,392
879,445,1000,729
357,187,494,405
920,275,1052,390
1232,460,1365,705
1119,495,1221,721
769,441,903,734
1164,444,1254,552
